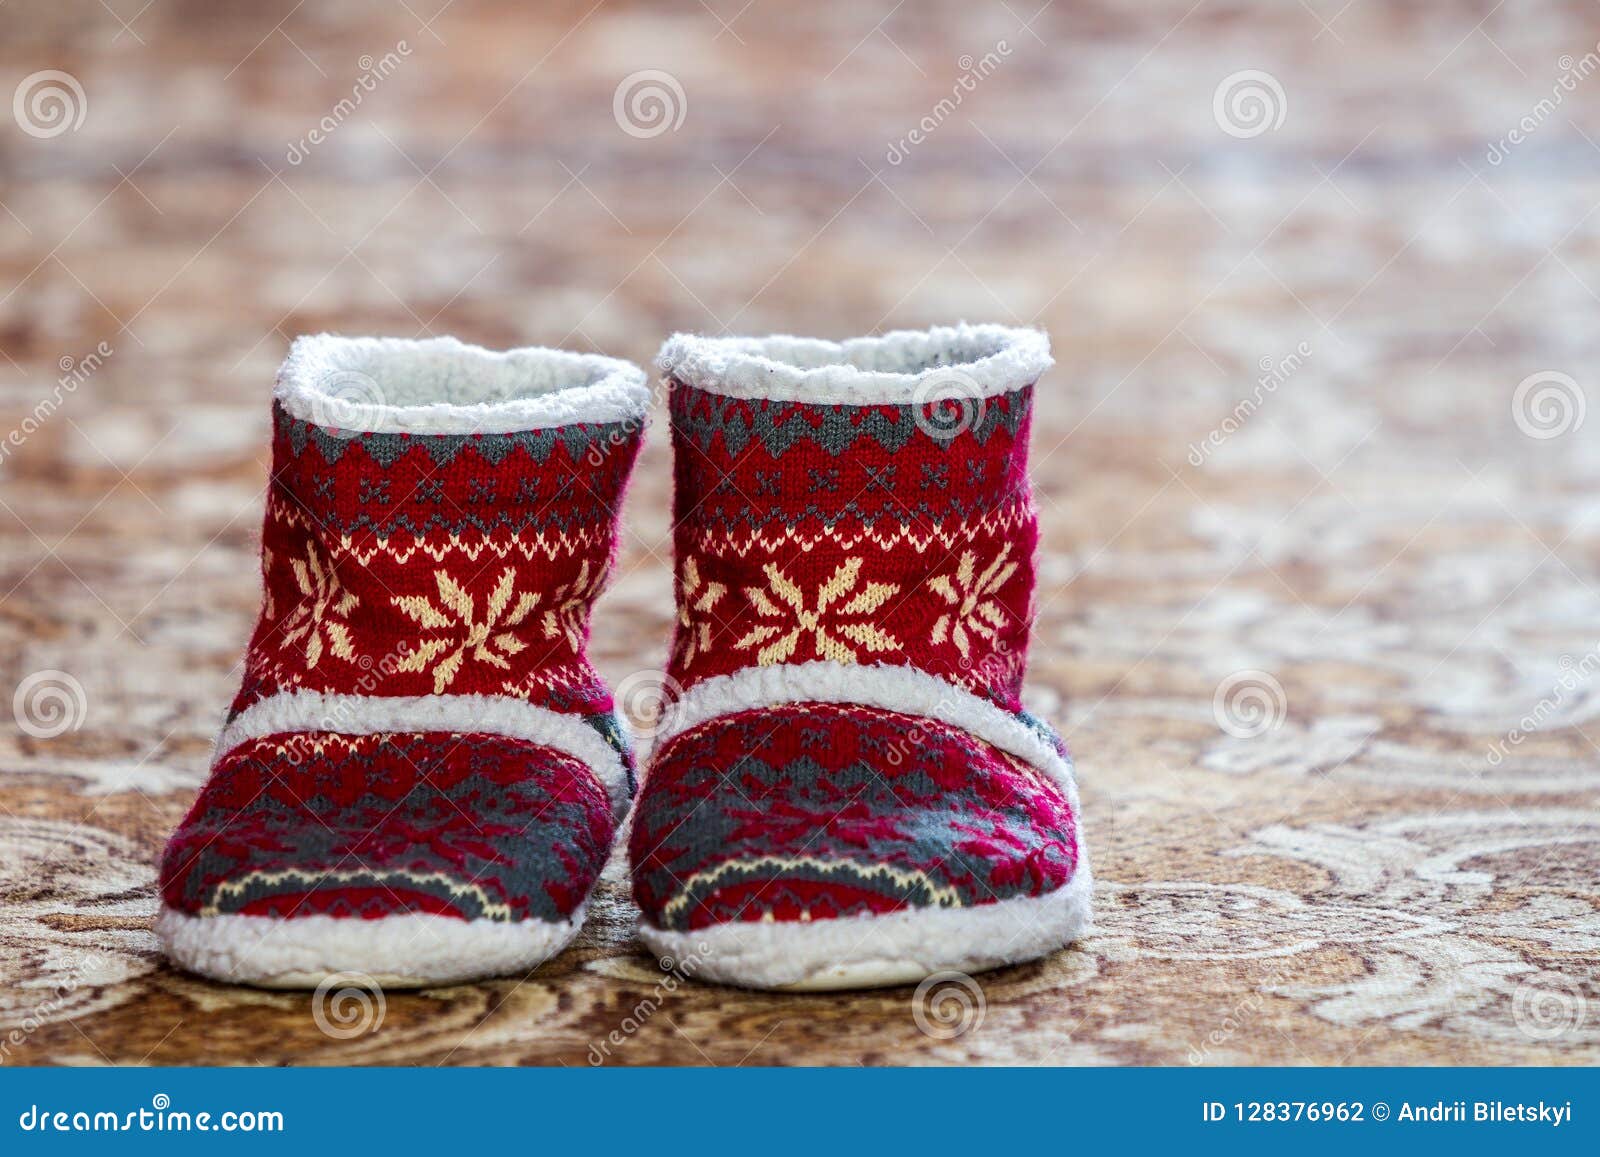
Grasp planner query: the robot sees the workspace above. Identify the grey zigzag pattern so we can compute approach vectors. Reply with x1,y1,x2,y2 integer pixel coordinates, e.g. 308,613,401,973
584,711,637,795
277,405,641,467
184,767,601,922
670,387,1033,457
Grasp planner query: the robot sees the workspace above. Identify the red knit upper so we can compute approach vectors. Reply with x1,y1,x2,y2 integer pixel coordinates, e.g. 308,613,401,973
163,366,645,929
233,405,641,718
631,352,1075,934
663,381,1038,710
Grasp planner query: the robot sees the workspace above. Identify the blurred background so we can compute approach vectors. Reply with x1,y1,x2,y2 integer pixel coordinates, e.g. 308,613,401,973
1,0,1597,1065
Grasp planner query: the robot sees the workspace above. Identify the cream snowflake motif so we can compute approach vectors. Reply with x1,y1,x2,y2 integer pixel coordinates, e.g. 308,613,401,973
675,556,727,669
278,543,359,668
736,557,900,666
928,543,1019,660
541,560,606,650
391,568,539,693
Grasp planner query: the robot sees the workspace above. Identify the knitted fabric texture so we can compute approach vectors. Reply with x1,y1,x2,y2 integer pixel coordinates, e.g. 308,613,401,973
165,732,612,922
230,404,638,721
161,336,645,946
633,703,1078,931
630,325,1085,944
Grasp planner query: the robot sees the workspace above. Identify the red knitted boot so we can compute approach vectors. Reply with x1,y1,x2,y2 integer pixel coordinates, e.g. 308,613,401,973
629,325,1090,990
158,335,648,987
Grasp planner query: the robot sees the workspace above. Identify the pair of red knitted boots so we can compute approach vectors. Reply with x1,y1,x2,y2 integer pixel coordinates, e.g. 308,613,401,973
158,326,1090,991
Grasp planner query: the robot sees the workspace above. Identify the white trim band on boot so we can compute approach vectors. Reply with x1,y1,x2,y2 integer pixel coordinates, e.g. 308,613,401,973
639,865,1093,991
657,323,1052,405
155,905,586,990
656,660,1077,801
218,691,634,815
277,334,651,435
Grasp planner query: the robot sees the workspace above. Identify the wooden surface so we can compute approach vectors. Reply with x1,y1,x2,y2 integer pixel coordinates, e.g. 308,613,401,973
1,0,1598,1065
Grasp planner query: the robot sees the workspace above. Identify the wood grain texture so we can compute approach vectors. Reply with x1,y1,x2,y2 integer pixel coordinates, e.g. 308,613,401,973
1,0,1597,1066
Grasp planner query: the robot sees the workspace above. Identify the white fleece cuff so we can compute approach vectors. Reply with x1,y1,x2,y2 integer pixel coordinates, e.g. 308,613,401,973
656,323,1052,405
656,661,1079,808
217,691,634,815
276,334,650,435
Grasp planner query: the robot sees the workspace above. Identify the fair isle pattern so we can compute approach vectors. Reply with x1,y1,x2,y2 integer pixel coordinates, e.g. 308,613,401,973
630,703,1078,932
162,732,614,923
232,403,641,718
631,360,1081,947
665,382,1038,707
161,388,644,956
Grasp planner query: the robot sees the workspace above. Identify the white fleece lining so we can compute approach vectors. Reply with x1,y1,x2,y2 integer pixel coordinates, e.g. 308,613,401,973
277,334,650,435
655,661,1079,806
217,691,632,815
639,865,1093,990
656,323,1052,405
156,905,585,989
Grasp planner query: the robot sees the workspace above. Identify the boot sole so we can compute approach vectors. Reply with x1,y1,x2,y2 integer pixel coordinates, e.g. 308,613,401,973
637,867,1092,991
155,906,584,989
